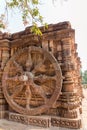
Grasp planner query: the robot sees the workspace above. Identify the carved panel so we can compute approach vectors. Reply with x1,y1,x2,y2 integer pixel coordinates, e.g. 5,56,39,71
9,113,50,127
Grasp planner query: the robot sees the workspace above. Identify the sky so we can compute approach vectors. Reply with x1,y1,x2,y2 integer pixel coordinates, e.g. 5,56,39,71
0,0,87,71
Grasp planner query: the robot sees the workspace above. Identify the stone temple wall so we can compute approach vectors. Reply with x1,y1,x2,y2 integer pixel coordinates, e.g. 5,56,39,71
0,21,83,129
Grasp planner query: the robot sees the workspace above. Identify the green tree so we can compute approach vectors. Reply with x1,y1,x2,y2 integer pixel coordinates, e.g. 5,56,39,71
82,70,87,84
0,0,66,34
0,0,45,35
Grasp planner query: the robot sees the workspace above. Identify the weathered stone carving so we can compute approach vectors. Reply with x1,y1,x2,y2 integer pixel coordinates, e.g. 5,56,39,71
2,46,62,115
9,113,50,127
51,117,82,129
0,21,82,129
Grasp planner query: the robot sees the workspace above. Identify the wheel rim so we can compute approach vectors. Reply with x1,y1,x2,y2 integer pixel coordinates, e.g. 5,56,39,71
2,46,62,115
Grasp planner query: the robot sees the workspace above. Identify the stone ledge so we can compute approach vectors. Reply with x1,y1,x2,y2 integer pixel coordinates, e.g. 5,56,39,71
51,117,82,129
9,113,82,129
9,113,51,128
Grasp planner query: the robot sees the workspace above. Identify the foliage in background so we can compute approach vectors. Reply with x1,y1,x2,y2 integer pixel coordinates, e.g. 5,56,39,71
0,0,48,35
0,0,67,34
0,14,6,29
82,70,87,85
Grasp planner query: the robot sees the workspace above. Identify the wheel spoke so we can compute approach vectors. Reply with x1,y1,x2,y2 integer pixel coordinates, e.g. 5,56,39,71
6,75,19,82
13,60,23,73
32,83,48,104
32,60,45,74
11,85,23,99
26,51,33,71
25,85,31,109
34,75,56,83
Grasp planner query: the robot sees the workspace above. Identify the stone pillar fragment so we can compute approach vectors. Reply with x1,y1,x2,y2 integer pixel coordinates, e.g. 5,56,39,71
0,39,10,119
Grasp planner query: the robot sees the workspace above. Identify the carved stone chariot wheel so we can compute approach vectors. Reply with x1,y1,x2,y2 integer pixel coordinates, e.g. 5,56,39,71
2,46,62,115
